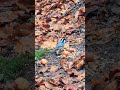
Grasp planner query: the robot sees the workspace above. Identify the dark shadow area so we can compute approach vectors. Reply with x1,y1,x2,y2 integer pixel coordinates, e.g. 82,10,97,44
0,0,35,89
85,0,120,90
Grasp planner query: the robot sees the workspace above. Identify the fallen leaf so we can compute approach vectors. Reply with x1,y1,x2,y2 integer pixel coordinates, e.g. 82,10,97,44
60,77,72,85
39,85,46,90
76,60,84,69
48,79,59,86
66,48,76,52
40,66,48,73
41,59,48,65
49,66,58,73
35,77,43,82
65,84,77,90
44,82,54,89
62,50,70,56
66,69,73,75
76,72,85,81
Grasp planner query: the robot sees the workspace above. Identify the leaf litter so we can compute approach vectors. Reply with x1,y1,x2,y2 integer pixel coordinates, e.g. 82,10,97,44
35,0,85,90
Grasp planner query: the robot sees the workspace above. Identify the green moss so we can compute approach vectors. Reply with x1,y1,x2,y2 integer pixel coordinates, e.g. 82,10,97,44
0,55,28,81
35,48,50,61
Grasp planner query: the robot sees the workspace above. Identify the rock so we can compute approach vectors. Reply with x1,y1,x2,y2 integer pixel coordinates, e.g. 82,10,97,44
15,77,29,90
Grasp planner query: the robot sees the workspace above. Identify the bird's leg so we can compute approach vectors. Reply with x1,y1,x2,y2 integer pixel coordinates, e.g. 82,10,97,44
56,47,64,55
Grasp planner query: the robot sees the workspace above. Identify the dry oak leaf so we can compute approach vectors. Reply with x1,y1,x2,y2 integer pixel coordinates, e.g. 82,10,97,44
76,38,84,44
65,48,76,53
76,60,84,69
48,79,59,86
62,55,68,59
73,69,81,76
49,65,58,73
73,56,85,69
42,24,50,29
65,84,77,90
60,59,70,70
40,66,48,73
15,77,29,90
62,50,70,57
41,40,57,49
35,77,43,82
66,69,73,75
76,72,85,81
44,81,55,90
40,59,48,65
52,87,63,90
39,85,46,90
60,77,72,85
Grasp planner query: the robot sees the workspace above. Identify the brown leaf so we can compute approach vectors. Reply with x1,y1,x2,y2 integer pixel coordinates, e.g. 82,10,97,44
49,66,58,73
48,79,59,86
66,48,76,52
35,77,43,82
65,84,77,90
40,66,48,73
44,82,54,89
40,59,48,65
66,69,73,75
60,77,72,85
42,24,50,29
76,72,85,81
39,85,46,90
52,87,63,90
62,50,70,56
60,59,69,70
76,60,84,69
41,40,57,49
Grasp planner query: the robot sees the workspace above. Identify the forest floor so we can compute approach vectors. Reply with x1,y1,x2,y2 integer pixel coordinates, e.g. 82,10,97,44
35,0,85,90
0,0,120,90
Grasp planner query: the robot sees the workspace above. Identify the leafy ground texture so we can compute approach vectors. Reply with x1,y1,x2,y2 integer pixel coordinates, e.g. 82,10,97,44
35,0,85,90
0,0,35,89
86,0,120,90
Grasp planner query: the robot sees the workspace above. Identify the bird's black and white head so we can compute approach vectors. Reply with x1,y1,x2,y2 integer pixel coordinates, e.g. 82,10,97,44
60,38,66,44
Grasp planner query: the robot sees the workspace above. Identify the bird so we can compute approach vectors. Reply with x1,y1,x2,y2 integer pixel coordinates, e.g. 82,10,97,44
51,38,66,53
